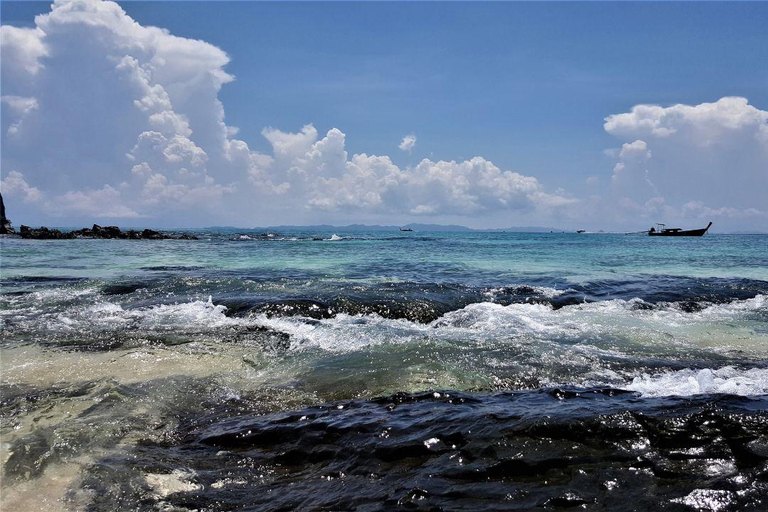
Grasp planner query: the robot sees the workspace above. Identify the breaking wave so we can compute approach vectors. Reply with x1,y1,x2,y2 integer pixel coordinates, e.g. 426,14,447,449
625,366,768,397
5,288,765,396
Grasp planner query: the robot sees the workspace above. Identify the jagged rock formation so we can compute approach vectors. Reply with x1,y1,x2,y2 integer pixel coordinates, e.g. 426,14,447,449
17,224,198,240
0,192,15,234
0,194,194,239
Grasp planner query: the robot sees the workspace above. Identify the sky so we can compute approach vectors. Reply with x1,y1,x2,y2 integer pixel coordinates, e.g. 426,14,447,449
1,0,767,231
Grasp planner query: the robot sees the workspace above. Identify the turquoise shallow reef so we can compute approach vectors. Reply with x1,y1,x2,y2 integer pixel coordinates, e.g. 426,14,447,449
2,230,767,510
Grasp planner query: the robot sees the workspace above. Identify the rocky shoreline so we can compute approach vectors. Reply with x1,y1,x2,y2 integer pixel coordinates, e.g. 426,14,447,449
14,224,198,240
0,192,196,240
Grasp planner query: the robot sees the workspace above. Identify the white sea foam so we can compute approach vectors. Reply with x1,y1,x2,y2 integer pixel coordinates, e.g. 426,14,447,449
242,294,768,356
53,296,245,332
9,289,767,397
129,296,236,328
252,313,421,352
145,470,202,498
447,295,766,346
31,286,98,302
483,285,572,300
624,367,768,397
18,289,762,353
43,293,767,397
329,234,344,241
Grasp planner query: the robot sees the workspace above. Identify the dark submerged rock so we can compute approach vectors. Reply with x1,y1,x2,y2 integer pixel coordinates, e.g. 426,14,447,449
140,228,164,240
19,225,70,239
141,391,768,512
91,224,123,238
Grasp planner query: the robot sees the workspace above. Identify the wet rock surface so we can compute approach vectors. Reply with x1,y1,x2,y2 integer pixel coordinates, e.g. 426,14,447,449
66,390,768,511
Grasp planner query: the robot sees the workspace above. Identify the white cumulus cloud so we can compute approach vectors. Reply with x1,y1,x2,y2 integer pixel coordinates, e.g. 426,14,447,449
399,133,416,153
0,171,42,202
0,0,252,224
604,97,768,228
251,125,572,216
52,185,141,218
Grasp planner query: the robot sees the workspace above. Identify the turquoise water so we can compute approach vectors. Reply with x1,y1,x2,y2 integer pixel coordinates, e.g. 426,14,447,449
3,231,767,281
1,230,767,510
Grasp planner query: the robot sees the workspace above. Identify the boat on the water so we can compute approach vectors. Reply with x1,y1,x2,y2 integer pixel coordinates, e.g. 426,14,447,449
648,221,712,237
399,228,413,232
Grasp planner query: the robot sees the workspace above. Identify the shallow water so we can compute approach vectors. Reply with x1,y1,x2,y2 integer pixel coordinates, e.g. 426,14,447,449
1,230,767,510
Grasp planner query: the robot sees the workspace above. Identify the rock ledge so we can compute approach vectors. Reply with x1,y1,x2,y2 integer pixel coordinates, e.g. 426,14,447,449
16,224,198,240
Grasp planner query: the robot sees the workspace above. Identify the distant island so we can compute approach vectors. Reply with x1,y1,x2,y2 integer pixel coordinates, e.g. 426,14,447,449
235,223,566,233
225,223,763,235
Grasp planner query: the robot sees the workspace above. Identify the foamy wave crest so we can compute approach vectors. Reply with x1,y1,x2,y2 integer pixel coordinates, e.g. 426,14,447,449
57,296,245,332
702,293,767,314
252,313,421,352
624,367,768,397
248,294,768,357
255,301,570,354
484,285,571,301
434,294,766,339
433,301,565,334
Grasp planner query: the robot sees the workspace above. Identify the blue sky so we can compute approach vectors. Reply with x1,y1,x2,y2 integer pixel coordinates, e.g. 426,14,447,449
2,1,767,230
119,1,768,189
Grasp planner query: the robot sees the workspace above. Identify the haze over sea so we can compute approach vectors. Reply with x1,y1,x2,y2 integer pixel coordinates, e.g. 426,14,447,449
2,229,767,510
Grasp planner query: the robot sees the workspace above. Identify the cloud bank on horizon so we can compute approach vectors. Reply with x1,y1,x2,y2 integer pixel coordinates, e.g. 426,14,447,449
1,0,766,230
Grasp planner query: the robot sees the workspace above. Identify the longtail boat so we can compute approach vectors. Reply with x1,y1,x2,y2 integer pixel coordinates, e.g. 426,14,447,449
648,222,712,237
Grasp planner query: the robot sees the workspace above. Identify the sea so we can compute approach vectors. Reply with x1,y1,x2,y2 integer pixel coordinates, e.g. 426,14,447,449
1,229,767,511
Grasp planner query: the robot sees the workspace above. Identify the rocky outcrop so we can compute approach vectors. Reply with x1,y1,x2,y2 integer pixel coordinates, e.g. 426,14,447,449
17,224,197,240
0,194,196,239
0,192,15,234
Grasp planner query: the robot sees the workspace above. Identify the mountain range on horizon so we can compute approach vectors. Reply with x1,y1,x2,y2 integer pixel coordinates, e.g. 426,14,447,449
206,223,765,235
240,223,566,233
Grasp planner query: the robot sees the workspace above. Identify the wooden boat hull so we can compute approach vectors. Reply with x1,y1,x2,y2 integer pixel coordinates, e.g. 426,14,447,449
649,222,712,237
649,228,707,236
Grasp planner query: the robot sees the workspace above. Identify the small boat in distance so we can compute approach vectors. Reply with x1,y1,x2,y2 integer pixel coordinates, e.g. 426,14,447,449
576,229,586,234
648,221,712,237
399,227,413,232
